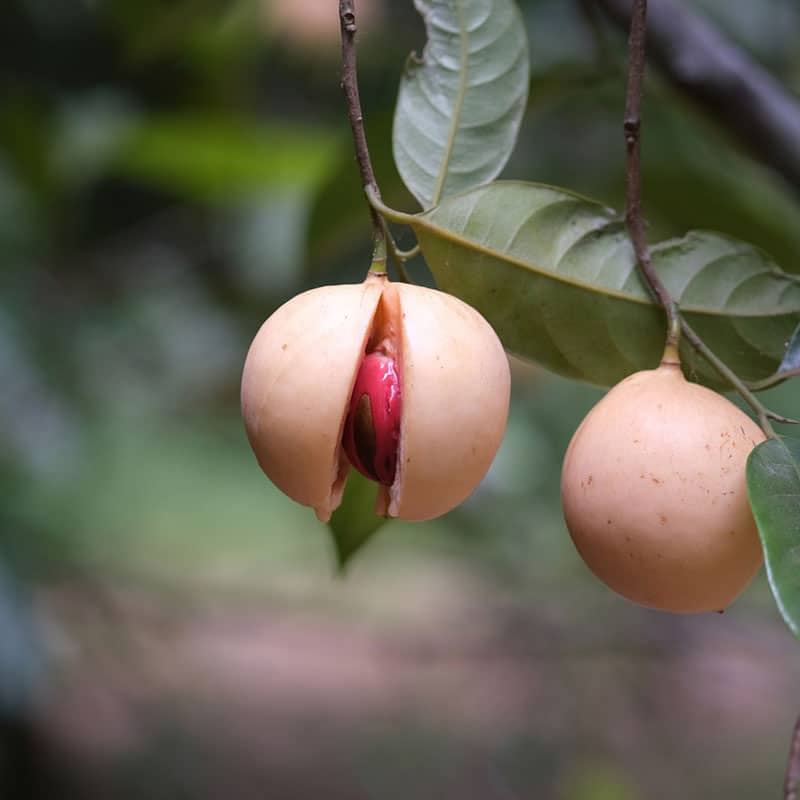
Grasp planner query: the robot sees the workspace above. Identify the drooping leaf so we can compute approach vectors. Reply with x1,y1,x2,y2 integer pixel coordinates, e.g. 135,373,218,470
328,471,387,570
393,0,529,209
408,180,800,388
747,438,800,637
114,115,339,201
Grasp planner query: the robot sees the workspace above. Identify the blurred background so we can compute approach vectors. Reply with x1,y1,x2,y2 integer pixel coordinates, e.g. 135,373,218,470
2,0,800,797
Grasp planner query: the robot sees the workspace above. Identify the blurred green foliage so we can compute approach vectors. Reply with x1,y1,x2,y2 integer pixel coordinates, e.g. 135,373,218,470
2,1,800,798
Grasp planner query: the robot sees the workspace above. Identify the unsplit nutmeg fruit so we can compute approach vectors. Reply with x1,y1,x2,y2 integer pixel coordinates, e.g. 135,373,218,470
241,272,510,522
560,360,765,613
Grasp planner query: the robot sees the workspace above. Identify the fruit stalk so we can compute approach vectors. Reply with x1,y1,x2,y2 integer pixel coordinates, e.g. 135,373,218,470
623,0,681,355
621,0,785,438
339,0,386,273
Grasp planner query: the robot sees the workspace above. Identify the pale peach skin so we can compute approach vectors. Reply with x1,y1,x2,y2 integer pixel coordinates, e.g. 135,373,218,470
241,273,510,522
561,362,765,613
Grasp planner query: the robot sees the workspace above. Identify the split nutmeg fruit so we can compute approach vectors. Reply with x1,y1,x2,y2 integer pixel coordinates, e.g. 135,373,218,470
561,360,765,613
241,273,511,522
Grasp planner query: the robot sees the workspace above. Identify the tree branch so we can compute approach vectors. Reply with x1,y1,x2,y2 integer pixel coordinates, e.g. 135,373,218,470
594,0,800,194
623,0,681,355
339,0,386,268
620,0,784,439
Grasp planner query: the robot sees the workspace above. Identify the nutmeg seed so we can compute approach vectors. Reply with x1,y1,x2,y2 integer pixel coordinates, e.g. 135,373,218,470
342,352,401,485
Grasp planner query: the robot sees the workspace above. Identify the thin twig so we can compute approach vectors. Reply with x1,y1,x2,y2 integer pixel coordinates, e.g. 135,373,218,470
384,226,413,283
364,185,417,225
679,316,780,439
392,242,420,261
747,369,800,393
620,0,787,439
339,0,386,267
785,713,800,800
623,0,680,354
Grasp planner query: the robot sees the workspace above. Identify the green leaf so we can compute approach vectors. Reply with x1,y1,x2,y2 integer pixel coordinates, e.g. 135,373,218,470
114,115,339,201
328,471,387,570
393,0,529,209
409,180,800,388
747,438,800,637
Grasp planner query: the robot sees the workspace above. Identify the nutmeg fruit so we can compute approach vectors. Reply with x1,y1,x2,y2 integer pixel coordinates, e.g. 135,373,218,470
560,361,765,613
241,273,510,522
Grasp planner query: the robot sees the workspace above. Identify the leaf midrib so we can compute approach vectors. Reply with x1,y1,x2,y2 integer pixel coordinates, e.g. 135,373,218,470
430,0,470,208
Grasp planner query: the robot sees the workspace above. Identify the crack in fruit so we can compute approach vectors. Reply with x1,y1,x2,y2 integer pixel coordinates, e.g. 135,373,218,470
240,274,510,522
